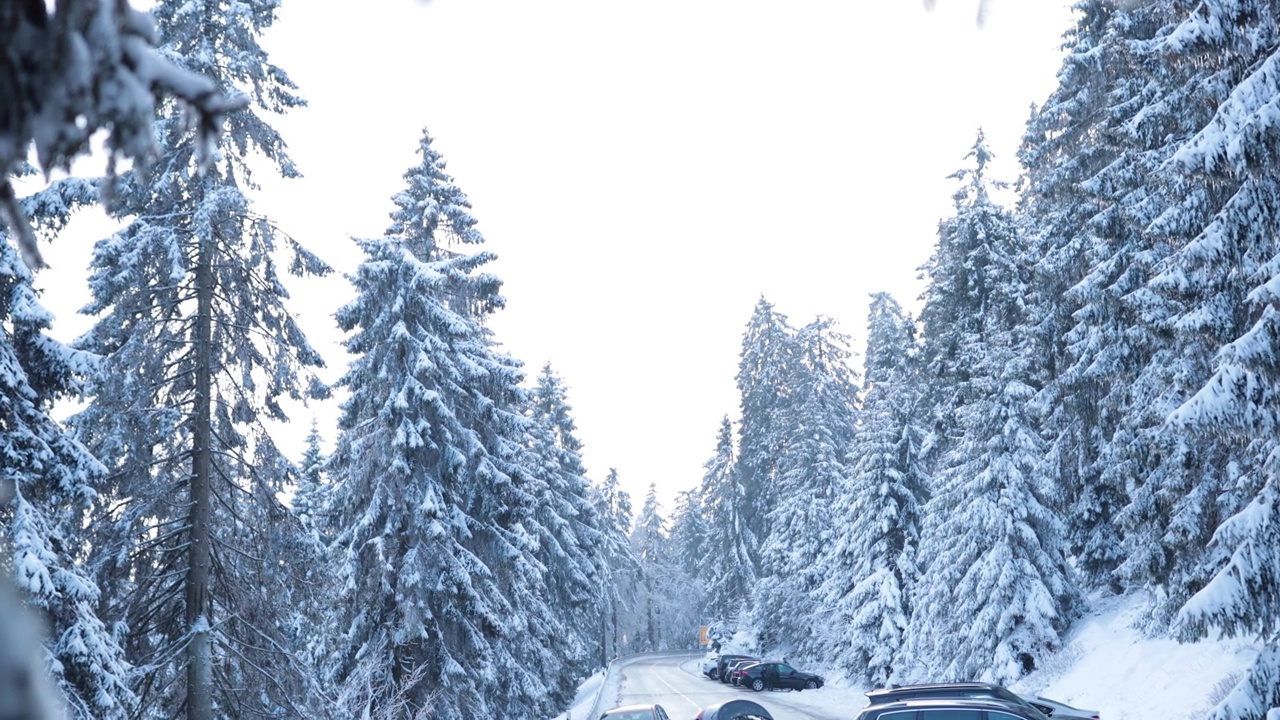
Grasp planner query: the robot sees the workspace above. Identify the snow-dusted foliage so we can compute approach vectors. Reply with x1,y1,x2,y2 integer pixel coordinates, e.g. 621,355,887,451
1110,0,1274,628
667,487,710,632
905,136,1080,684
591,468,644,660
630,484,670,651
698,416,757,627
822,293,925,687
0,0,239,271
66,1,330,716
0,236,135,718
523,363,607,692
734,297,799,569
751,317,859,659
324,127,565,718
1017,0,1175,586
1150,3,1280,718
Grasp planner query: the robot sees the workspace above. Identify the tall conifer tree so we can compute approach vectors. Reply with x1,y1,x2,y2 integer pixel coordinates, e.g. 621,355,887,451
822,293,925,687
698,417,756,628
752,317,858,658
324,128,564,718
907,136,1079,683
67,1,328,715
1,209,134,718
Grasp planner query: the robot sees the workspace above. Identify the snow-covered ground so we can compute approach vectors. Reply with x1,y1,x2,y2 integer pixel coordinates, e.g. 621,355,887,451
554,591,1262,720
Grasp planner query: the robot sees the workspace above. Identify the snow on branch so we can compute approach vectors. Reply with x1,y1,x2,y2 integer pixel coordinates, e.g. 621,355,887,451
0,0,245,271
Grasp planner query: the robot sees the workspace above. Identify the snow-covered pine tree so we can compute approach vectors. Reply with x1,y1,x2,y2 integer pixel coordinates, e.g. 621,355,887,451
523,363,607,700
66,1,331,716
698,416,756,629
667,487,710,635
592,468,643,659
1112,0,1268,626
733,297,798,573
751,317,858,659
822,292,925,687
324,127,563,719
1158,3,1280,718
0,214,134,718
293,418,329,542
905,135,1080,684
630,484,670,652
1017,0,1177,587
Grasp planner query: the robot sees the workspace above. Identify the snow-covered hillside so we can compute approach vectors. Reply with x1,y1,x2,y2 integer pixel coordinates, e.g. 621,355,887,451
1009,592,1261,720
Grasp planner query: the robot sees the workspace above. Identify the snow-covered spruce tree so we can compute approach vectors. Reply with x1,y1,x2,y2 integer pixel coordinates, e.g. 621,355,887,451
821,292,925,687
591,468,643,659
293,418,330,542
324,127,565,719
0,222,134,717
733,297,798,575
1111,0,1271,627
904,136,1080,684
66,1,331,716
1157,3,1280,718
1016,0,1181,587
667,487,710,634
523,363,606,695
630,484,670,652
698,416,757,629
751,317,858,659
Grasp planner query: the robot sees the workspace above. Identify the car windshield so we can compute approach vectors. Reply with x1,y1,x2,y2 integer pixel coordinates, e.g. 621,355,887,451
602,712,652,720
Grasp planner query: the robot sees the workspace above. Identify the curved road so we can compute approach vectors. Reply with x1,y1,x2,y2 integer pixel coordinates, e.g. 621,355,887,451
608,653,851,720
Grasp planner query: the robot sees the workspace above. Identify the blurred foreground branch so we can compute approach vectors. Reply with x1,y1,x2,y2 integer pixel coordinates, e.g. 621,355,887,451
0,0,244,270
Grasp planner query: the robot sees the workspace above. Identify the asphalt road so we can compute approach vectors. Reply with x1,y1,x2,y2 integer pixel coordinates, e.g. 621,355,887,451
611,653,851,720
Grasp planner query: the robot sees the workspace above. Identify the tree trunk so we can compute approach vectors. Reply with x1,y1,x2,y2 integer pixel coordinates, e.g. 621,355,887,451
186,230,215,720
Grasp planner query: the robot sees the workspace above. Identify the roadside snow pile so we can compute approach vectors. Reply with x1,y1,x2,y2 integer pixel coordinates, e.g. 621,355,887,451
1011,591,1262,720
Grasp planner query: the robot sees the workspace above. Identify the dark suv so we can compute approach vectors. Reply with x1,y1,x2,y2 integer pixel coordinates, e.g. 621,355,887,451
855,698,1052,720
865,683,1048,719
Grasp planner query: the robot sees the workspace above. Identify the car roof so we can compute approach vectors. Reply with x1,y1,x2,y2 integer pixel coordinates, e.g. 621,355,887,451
860,697,1050,720
868,683,1004,696
865,698,1039,713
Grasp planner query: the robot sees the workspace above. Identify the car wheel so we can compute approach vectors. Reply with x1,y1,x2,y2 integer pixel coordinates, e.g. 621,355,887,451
709,669,719,680
750,678,765,692
804,679,818,690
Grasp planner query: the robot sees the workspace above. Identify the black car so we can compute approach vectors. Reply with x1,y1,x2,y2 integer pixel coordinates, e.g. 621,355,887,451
736,661,824,692
865,682,1048,719
856,697,1052,720
714,655,756,682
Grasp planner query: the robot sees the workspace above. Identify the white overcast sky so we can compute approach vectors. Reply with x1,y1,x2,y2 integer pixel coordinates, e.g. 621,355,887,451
38,0,1077,514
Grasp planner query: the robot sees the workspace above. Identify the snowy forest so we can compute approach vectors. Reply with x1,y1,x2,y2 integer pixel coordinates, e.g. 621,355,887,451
2,0,1280,719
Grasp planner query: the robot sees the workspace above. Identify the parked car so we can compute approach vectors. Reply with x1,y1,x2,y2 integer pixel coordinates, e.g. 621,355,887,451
865,682,1049,720
1021,696,1100,720
724,657,760,685
855,697,1052,720
702,657,720,679
735,661,824,692
715,655,757,683
727,659,760,686
694,698,775,720
599,703,671,720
